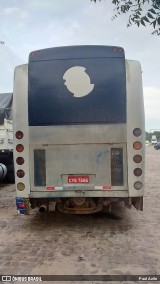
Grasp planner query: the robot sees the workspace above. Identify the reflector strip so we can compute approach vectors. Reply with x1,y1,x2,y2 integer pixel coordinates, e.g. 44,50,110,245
46,186,63,190
103,186,111,190
46,186,112,191
95,186,103,190
47,186,55,190
18,204,25,208
95,186,111,190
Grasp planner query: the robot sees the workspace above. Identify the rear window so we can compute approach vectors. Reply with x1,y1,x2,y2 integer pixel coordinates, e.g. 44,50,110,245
28,46,126,126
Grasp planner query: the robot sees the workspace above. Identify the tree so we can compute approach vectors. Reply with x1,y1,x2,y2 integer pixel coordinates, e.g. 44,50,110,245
91,0,160,35
146,131,160,141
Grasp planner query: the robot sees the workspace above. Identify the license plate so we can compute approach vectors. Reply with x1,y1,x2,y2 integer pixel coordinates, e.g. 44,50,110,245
68,176,89,184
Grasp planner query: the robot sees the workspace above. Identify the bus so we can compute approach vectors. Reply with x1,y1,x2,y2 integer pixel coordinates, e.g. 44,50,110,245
13,45,145,215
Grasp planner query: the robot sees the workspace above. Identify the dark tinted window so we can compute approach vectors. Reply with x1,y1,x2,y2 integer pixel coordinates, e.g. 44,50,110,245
28,46,126,126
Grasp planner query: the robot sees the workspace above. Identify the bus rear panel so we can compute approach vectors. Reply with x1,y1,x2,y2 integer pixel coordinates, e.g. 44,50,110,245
13,46,145,214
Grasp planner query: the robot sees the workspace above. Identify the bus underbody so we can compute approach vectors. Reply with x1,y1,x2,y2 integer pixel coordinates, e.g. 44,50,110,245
17,196,143,215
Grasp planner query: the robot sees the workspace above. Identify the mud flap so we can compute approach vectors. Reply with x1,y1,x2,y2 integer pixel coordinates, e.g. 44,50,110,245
131,197,143,211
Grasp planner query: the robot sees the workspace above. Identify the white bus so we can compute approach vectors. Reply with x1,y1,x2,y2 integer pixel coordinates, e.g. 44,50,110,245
13,46,145,214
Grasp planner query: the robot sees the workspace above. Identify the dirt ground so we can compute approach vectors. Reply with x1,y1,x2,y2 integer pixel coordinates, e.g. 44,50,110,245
0,145,160,284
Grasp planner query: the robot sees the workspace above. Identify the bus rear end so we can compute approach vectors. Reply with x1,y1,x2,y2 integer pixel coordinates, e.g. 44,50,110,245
13,46,145,214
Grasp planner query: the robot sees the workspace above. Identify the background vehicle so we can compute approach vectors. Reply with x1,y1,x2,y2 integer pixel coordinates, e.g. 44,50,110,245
13,45,145,214
0,93,14,182
151,135,157,145
154,142,160,150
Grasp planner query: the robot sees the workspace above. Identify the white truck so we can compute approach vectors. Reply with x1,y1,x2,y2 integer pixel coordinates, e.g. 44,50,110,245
151,135,157,145
0,93,14,182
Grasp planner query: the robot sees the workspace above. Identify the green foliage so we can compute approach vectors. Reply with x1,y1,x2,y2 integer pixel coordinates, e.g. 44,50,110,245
91,0,160,35
146,131,160,141
146,131,151,141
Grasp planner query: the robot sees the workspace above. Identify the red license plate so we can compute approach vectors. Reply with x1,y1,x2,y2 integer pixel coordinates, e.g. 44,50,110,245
68,176,89,184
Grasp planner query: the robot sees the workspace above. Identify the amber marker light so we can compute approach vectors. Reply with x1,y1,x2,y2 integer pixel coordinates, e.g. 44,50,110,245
17,183,25,191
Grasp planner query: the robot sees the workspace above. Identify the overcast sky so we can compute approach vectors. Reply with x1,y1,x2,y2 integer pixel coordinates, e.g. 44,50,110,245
0,0,160,131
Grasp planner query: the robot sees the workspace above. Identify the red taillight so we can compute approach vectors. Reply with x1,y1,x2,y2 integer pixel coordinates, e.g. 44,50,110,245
18,203,25,208
16,170,25,178
133,128,142,137
133,141,142,150
133,155,142,163
16,144,24,152
30,51,40,56
15,131,24,139
113,47,123,52
134,168,142,177
16,157,24,165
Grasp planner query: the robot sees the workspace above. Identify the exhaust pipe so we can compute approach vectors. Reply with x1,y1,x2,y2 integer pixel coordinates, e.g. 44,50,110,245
0,163,7,180
39,205,47,213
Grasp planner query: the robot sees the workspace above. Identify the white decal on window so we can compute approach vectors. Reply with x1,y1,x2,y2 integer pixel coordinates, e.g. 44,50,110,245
63,66,94,97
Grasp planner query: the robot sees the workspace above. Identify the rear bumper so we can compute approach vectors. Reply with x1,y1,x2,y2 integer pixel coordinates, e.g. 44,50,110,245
29,190,130,198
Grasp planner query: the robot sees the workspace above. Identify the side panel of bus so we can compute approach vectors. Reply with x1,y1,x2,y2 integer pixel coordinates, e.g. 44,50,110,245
126,60,145,200
13,65,30,198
